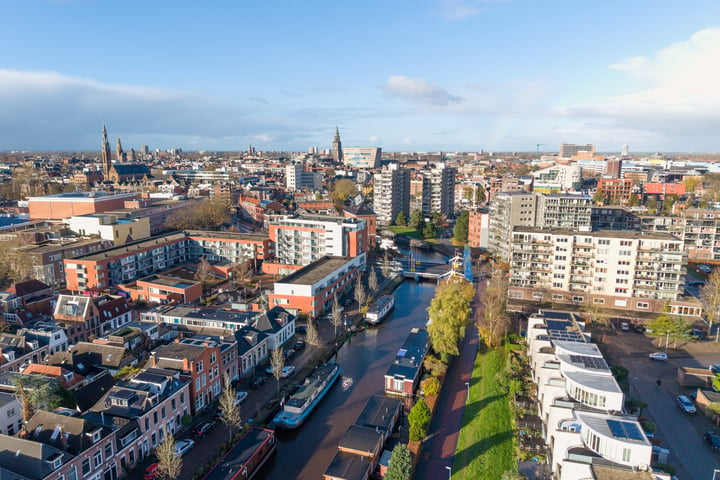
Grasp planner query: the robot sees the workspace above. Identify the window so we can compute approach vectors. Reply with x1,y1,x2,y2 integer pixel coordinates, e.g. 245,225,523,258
196,361,203,373
552,294,564,301
593,298,605,305
210,352,216,363
161,406,166,419
598,239,610,245
104,443,112,458
553,282,563,289
82,459,91,476
195,378,201,391
153,412,158,425
637,302,649,309
622,448,632,462
614,288,627,294
180,393,185,405
93,450,102,468
171,398,176,410
572,296,584,303
68,467,77,480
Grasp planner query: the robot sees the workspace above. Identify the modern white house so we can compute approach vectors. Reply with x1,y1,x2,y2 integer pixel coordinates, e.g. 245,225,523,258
525,310,663,479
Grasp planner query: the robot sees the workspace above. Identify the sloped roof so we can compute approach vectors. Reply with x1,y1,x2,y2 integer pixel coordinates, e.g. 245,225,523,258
74,371,115,413
0,434,71,480
113,164,151,176
21,364,84,388
8,280,51,298
344,202,375,217
254,306,294,335
25,411,111,456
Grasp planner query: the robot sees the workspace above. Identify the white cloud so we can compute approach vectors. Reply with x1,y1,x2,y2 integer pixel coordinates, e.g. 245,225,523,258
554,28,720,150
435,0,508,21
384,75,462,106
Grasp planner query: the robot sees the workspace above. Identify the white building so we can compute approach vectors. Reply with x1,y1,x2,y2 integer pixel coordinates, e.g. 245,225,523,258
343,147,381,169
525,310,659,479
373,164,410,225
285,164,323,191
0,392,22,435
532,164,582,191
66,214,151,246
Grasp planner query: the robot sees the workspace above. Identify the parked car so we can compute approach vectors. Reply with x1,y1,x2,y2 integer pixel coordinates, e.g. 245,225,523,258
620,322,630,331
296,326,307,335
699,264,713,273
174,439,195,456
192,421,216,438
281,365,295,378
649,352,668,362
143,464,160,480
711,364,720,374
676,395,696,414
343,298,353,307
283,349,295,361
250,376,267,389
705,431,720,451
294,340,306,351
235,391,248,405
632,324,646,334
689,280,705,287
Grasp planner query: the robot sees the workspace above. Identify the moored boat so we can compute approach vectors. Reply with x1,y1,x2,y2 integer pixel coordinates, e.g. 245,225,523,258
365,295,395,324
270,362,341,429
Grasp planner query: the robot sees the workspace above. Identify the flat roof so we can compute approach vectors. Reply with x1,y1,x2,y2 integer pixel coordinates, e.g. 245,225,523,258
512,226,680,241
277,256,353,286
355,395,402,432
324,451,372,480
385,328,428,380
204,428,274,480
138,275,200,289
27,192,135,201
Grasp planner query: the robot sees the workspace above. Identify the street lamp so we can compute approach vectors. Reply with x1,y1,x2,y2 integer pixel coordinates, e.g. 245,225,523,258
465,382,470,402
445,465,452,479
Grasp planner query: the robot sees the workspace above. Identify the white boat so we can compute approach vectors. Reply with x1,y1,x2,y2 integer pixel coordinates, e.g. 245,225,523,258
270,362,341,429
366,295,395,324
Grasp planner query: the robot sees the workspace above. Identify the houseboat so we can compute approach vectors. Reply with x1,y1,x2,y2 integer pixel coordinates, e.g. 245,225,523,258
271,362,341,429
365,295,395,325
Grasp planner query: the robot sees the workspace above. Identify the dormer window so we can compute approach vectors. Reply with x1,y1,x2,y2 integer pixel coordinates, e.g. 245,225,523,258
87,428,102,444
63,372,74,383
47,452,63,470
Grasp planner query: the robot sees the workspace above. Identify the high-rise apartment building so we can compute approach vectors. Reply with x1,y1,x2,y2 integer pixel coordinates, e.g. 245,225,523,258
425,164,456,217
373,164,410,226
508,228,699,317
268,214,367,266
559,143,596,159
536,193,593,230
286,164,322,191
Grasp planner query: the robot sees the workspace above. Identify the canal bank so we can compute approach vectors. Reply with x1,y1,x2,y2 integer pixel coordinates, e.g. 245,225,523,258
256,279,439,479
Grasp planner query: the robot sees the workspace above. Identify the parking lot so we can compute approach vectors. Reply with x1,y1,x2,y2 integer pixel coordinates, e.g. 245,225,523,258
598,324,720,479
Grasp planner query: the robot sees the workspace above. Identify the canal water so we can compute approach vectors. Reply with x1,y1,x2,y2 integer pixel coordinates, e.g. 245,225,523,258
258,279,438,479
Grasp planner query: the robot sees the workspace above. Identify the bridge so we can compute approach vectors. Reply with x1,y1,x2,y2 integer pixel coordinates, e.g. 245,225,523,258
399,259,458,281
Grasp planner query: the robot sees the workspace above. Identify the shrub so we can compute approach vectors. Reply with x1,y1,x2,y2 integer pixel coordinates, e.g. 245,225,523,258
408,398,431,442
424,377,440,396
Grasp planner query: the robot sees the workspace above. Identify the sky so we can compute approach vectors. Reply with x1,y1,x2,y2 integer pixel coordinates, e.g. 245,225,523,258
2,1,720,153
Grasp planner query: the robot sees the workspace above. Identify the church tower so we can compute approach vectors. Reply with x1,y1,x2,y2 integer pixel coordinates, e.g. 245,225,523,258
116,137,124,162
332,127,343,163
101,124,112,175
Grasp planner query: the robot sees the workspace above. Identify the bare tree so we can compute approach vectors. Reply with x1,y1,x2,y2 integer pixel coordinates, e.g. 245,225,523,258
331,295,343,340
305,318,320,346
701,269,720,341
194,256,214,294
382,253,391,278
354,277,367,309
155,428,182,480
270,347,285,396
368,268,379,292
218,384,243,442
478,271,510,347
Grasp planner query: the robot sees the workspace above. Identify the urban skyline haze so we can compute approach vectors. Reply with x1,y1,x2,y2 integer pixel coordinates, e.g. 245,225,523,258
2,0,720,153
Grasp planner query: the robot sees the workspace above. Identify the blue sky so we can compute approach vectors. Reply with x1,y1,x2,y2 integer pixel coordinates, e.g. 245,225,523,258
2,0,720,153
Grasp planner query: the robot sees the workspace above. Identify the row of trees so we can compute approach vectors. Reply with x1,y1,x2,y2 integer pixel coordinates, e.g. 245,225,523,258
164,197,231,231
426,276,475,361
394,210,445,239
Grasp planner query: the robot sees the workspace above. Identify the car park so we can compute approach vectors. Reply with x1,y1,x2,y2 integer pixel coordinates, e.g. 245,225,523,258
676,395,696,414
281,365,295,378
649,352,668,362
250,376,267,389
705,431,720,451
174,439,195,456
235,391,248,405
192,421,216,438
143,464,160,480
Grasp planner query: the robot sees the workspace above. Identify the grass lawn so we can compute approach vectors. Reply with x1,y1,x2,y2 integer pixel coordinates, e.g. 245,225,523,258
453,346,516,479
386,225,423,239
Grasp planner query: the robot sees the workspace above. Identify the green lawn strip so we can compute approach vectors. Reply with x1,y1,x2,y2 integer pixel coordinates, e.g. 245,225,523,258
453,347,516,479
386,225,423,239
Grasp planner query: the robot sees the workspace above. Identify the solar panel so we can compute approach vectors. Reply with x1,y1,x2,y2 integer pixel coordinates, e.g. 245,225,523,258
569,355,608,370
607,419,645,441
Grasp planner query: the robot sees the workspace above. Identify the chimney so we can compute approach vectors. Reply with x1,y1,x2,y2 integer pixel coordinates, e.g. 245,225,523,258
183,358,190,371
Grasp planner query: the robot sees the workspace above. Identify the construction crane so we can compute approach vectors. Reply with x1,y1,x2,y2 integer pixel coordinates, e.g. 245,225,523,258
536,143,545,154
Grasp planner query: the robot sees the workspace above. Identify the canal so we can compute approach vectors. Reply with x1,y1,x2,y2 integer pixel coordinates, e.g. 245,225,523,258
258,279,439,479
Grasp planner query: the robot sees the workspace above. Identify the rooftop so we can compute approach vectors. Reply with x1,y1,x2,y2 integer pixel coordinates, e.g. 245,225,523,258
203,428,274,480
27,191,136,201
513,226,681,241
385,328,429,380
277,256,354,286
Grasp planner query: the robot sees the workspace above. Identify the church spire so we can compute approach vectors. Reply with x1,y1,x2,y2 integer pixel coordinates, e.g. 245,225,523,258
101,123,112,175
332,127,343,164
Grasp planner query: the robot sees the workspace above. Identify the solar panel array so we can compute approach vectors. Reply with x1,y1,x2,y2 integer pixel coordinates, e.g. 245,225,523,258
607,419,645,441
546,320,585,343
569,355,608,370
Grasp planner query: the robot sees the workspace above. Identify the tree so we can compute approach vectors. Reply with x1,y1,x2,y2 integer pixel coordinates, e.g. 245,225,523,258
628,194,640,207
662,194,677,214
423,377,440,396
684,177,700,194
194,256,214,293
713,374,720,393
305,317,320,346
646,196,658,214
582,301,609,328
423,354,448,378
500,472,526,480
453,211,469,243
474,185,486,205
368,268,379,292
478,271,510,347
701,270,720,341
332,179,358,202
649,312,691,348
10,375,65,417
422,222,437,239
331,295,343,340
384,443,412,480
218,384,243,442
395,211,407,227
354,277,367,308
408,398,431,442
427,277,474,361
409,210,424,229
382,253,392,278
164,198,230,231
155,428,183,480
270,347,285,396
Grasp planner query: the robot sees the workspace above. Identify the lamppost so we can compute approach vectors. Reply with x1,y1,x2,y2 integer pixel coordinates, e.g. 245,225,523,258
465,382,470,402
445,465,452,479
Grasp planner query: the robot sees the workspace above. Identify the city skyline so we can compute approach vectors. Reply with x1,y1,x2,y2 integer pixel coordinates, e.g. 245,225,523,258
2,1,720,153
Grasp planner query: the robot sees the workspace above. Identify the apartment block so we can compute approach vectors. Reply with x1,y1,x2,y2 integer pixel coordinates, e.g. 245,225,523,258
373,164,410,226
640,208,720,263
27,191,137,220
64,231,271,291
590,207,641,232
414,165,456,217
286,164,322,191
488,192,538,263
66,214,151,246
531,164,582,192
467,209,489,248
525,310,660,479
23,238,112,287
268,214,367,266
596,178,635,206
269,255,364,319
508,228,700,317
536,194,592,230
343,147,381,169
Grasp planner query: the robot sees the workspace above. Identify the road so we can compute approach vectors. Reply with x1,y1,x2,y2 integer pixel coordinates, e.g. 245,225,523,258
600,326,720,480
414,273,486,480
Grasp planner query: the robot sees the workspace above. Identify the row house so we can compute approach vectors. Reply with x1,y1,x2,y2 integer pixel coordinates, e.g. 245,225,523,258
64,231,271,292
234,327,269,379
0,332,51,373
3,279,55,323
54,295,133,343
87,367,190,477
507,228,701,318
150,338,222,414
20,324,69,356
48,342,138,376
0,391,22,436
142,304,257,331
525,310,660,479
269,256,365,319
